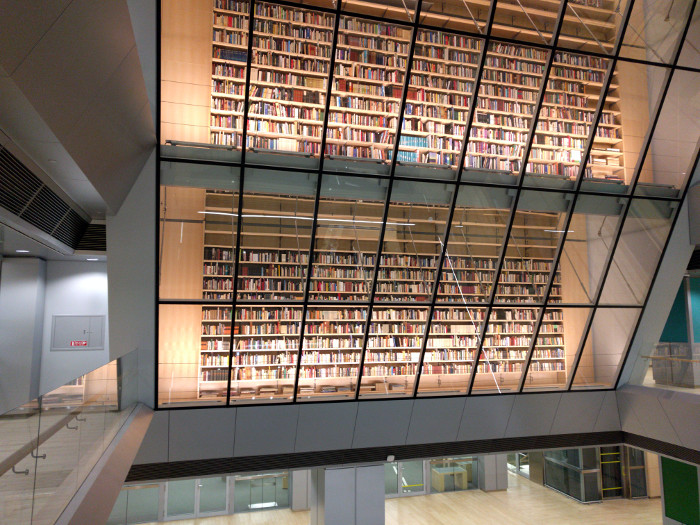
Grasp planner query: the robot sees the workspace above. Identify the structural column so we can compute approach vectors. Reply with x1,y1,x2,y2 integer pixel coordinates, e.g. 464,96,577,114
310,465,384,525
478,454,508,492
660,456,700,525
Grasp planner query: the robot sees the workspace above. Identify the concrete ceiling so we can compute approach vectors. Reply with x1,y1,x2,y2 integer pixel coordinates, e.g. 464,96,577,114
0,0,156,218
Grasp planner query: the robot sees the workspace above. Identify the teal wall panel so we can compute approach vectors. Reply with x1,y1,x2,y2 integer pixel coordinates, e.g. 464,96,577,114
690,277,700,343
660,283,689,343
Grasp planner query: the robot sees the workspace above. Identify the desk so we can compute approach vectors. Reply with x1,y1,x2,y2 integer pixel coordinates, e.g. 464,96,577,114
430,465,471,492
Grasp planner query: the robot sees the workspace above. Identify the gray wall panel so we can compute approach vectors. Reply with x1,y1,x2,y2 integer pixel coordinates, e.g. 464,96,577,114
656,391,700,450
169,407,235,461
504,393,562,438
324,468,355,525
234,405,299,456
594,391,622,432
351,400,413,449
406,397,465,445
0,258,45,414
355,465,385,525
616,388,647,435
618,385,700,451
458,395,515,441
133,410,169,464
550,391,605,435
619,387,680,444
295,403,358,453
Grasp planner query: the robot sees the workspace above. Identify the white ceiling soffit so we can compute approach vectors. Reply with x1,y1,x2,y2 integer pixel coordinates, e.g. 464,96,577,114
0,0,156,216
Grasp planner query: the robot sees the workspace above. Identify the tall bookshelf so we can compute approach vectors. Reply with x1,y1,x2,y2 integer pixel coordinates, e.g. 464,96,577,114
195,189,570,400
209,0,624,181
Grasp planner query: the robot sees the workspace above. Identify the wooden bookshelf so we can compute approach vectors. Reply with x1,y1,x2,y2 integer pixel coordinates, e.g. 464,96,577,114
208,0,626,182
193,189,570,399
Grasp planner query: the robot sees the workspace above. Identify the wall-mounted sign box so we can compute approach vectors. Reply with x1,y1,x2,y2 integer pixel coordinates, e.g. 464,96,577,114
51,315,105,351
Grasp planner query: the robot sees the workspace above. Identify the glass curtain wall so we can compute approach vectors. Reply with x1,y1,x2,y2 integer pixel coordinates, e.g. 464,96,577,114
157,0,699,406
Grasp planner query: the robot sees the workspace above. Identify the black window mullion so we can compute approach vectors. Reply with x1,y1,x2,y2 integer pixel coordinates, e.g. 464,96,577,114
353,0,424,400
571,1,697,390
291,0,343,402
410,0,498,399
466,0,570,396
225,0,257,405
515,0,639,392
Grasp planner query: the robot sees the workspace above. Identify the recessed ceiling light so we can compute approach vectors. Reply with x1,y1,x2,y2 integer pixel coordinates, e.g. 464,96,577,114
16,249,29,253
86,258,99,261
48,159,57,164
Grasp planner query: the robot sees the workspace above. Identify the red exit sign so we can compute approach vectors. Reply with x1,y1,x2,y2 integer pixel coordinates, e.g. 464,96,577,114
70,341,88,347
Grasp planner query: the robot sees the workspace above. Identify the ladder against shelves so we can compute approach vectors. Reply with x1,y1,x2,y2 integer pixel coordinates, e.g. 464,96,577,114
209,0,627,182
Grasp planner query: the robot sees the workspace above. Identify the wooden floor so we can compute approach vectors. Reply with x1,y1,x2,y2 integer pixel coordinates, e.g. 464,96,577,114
141,472,662,525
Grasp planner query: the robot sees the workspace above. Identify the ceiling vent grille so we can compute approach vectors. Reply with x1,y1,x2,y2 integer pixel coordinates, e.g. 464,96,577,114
76,223,106,251
0,145,90,250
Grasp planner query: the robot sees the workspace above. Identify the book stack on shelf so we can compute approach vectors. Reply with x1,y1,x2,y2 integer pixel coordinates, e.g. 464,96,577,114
209,0,625,181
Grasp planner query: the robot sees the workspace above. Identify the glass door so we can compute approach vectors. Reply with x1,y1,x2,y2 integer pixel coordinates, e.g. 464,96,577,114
198,476,228,516
233,472,289,512
165,477,229,520
385,460,427,498
165,479,196,520
399,460,426,495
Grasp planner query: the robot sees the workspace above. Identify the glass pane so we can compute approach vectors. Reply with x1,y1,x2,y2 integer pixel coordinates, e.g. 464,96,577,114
375,180,452,302
160,186,238,301
495,191,568,304
298,306,366,400
436,185,513,304
167,479,196,518
572,307,641,388
466,41,547,181
230,305,302,403
125,485,160,524
247,3,334,155
635,70,700,197
582,62,668,188
419,0,487,34
599,199,675,305
492,0,556,46
678,8,700,68
621,0,694,63
237,170,316,301
201,306,233,402
359,307,429,398
385,462,399,495
429,457,477,492
526,51,611,184
327,16,411,161
199,476,228,514
522,307,592,391
211,0,249,147
106,490,127,525
558,194,624,303
400,460,425,494
560,0,626,55
160,304,222,407
472,306,540,394
308,175,387,302
416,307,485,396
398,30,482,169
163,1,228,144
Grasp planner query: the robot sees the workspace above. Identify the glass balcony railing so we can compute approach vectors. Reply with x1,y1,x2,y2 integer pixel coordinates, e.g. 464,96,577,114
0,349,139,525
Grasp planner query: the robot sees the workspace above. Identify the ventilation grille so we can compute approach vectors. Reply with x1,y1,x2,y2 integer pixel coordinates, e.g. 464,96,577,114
0,145,90,250
125,431,624,482
76,223,106,251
